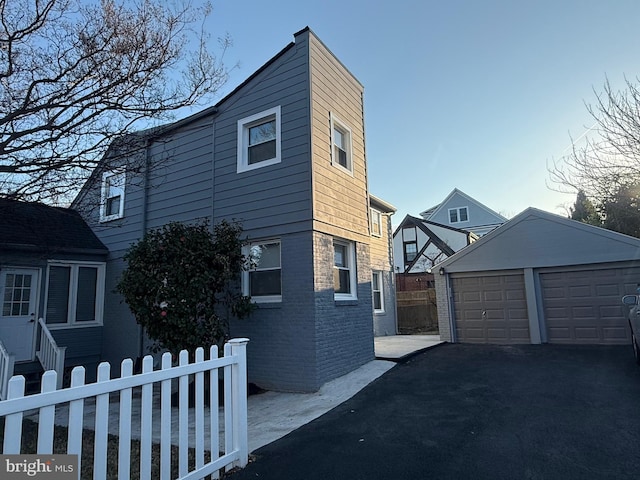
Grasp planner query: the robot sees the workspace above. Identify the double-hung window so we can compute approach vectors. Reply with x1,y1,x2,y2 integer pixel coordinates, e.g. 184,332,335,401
44,262,105,326
370,208,382,237
330,113,353,173
100,171,125,222
404,241,418,264
244,241,281,302
372,271,384,313
237,106,281,173
334,240,357,300
449,207,469,224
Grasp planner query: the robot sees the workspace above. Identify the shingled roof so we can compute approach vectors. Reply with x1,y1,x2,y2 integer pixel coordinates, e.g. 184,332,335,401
0,198,107,254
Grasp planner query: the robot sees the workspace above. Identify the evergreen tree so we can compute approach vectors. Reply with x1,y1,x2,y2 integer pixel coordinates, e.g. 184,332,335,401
569,190,602,226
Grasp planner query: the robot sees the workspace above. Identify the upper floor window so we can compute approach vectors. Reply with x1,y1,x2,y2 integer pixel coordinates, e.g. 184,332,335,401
404,241,418,264
237,106,281,173
100,171,125,222
370,208,382,237
449,207,469,223
334,239,357,300
44,262,105,327
243,240,282,303
330,113,353,174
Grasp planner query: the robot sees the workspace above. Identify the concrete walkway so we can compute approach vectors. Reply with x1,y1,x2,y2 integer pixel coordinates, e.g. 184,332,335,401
374,334,443,361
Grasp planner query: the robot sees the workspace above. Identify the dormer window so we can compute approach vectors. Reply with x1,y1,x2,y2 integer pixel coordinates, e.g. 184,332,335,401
449,207,469,223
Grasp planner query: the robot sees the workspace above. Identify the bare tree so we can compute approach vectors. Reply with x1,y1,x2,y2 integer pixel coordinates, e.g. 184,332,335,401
549,76,640,202
0,0,230,202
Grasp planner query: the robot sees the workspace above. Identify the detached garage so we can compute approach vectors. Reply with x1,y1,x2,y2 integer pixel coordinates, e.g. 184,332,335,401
435,208,640,345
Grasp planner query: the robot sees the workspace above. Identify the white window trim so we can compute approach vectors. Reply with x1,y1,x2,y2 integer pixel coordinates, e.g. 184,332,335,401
330,113,353,175
334,239,357,301
448,206,469,224
242,239,282,303
100,170,126,222
370,208,382,237
372,271,385,313
43,261,105,328
237,106,282,173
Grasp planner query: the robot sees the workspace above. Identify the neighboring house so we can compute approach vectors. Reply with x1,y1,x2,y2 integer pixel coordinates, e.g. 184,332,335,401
72,27,396,392
0,198,108,380
419,188,507,237
435,208,640,346
393,214,478,275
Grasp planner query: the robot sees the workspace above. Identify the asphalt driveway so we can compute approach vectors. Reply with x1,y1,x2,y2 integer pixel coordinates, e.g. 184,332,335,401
229,343,640,480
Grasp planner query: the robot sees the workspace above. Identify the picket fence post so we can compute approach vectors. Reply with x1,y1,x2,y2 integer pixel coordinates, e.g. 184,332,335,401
229,338,249,469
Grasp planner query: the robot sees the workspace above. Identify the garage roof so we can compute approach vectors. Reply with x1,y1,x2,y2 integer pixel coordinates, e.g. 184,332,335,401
438,207,640,273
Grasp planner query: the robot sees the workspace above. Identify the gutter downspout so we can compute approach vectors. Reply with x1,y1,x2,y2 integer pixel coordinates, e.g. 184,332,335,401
138,138,151,360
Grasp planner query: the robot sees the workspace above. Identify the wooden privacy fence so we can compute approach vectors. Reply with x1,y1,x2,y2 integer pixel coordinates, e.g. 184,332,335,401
397,289,439,334
0,338,249,480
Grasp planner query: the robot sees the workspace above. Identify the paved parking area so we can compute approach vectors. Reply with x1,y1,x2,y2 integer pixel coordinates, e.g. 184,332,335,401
229,343,640,480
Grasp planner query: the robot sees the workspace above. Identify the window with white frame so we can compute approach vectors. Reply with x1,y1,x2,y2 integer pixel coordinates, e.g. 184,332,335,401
370,208,382,237
44,262,105,326
100,171,125,222
237,106,281,173
449,206,469,223
372,271,384,313
243,240,281,302
330,113,353,173
333,240,357,300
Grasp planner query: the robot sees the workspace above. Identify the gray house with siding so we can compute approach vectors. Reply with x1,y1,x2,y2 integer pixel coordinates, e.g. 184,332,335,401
72,27,396,392
0,199,108,382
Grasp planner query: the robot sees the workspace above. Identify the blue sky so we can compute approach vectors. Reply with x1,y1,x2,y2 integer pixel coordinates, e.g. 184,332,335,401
200,0,640,226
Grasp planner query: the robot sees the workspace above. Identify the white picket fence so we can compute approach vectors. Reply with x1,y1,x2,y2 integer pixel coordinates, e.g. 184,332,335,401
0,339,249,480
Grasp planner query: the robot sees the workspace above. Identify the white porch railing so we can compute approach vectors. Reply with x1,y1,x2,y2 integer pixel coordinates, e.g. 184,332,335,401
0,339,15,401
35,317,66,390
0,339,250,480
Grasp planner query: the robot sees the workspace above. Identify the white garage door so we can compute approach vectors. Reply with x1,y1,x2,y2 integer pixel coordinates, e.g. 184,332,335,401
540,267,638,345
451,273,530,344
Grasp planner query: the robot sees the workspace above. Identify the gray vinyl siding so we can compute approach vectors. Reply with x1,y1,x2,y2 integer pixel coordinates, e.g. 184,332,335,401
51,327,102,362
99,255,142,366
211,33,312,238
373,271,397,336
145,122,214,229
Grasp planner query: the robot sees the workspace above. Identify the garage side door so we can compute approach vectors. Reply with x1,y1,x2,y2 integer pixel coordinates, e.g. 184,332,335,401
541,268,637,345
451,274,529,344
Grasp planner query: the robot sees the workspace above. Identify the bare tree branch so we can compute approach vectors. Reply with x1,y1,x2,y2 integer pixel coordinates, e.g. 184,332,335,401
549,76,640,203
0,0,230,202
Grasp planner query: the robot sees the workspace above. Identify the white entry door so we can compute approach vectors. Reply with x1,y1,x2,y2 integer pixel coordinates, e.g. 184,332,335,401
0,268,39,361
